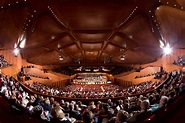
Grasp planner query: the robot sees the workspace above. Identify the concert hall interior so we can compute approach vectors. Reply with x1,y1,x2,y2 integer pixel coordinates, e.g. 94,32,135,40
1,0,185,123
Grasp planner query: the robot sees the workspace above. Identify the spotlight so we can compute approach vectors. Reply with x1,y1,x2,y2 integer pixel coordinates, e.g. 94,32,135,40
59,56,63,60
13,48,19,57
120,56,125,60
19,38,26,48
159,39,164,48
163,43,172,55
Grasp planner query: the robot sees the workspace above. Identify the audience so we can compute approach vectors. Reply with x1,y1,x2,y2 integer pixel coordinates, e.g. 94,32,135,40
0,55,12,68
25,73,49,80
173,56,185,66
0,53,185,123
19,66,50,80
24,80,160,99
0,70,185,123
135,71,166,79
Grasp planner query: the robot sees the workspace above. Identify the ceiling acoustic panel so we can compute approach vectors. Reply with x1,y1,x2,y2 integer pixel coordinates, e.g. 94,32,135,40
121,15,160,47
45,33,74,50
73,31,111,42
177,0,185,7
85,58,98,63
0,0,184,67
81,43,103,51
21,47,50,59
103,43,122,56
99,53,110,63
110,33,139,49
112,50,156,64
26,14,65,48
52,0,135,30
62,43,81,56
0,6,28,49
27,50,71,65
156,5,185,48
85,51,99,58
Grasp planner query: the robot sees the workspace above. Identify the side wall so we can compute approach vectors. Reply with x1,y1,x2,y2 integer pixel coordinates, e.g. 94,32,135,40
114,49,184,86
0,50,70,87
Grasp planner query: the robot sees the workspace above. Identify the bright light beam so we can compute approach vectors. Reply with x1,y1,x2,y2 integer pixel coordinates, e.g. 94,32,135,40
13,48,19,56
163,43,172,55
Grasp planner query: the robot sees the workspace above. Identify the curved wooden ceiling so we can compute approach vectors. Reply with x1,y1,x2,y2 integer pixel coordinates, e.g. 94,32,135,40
0,0,184,67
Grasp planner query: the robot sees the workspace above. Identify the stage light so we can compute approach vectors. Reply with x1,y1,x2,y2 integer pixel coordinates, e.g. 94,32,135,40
14,43,17,49
163,43,172,55
159,39,164,48
59,56,63,60
13,48,19,57
20,38,26,48
120,56,125,60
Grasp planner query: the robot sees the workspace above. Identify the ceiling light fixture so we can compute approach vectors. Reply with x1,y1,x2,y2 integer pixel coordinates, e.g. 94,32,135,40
159,39,165,48
19,38,26,48
13,48,19,57
163,43,172,55
17,33,26,48
120,56,125,60
120,48,124,52
59,56,63,61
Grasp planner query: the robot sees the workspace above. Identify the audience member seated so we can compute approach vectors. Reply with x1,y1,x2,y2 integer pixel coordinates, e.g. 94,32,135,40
117,110,129,123
94,103,113,123
82,110,96,123
50,106,72,123
127,100,152,123
150,96,168,113
108,110,129,123
25,75,32,81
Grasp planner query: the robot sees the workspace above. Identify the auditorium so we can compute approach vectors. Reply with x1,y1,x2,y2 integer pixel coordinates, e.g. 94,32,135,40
1,0,185,123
